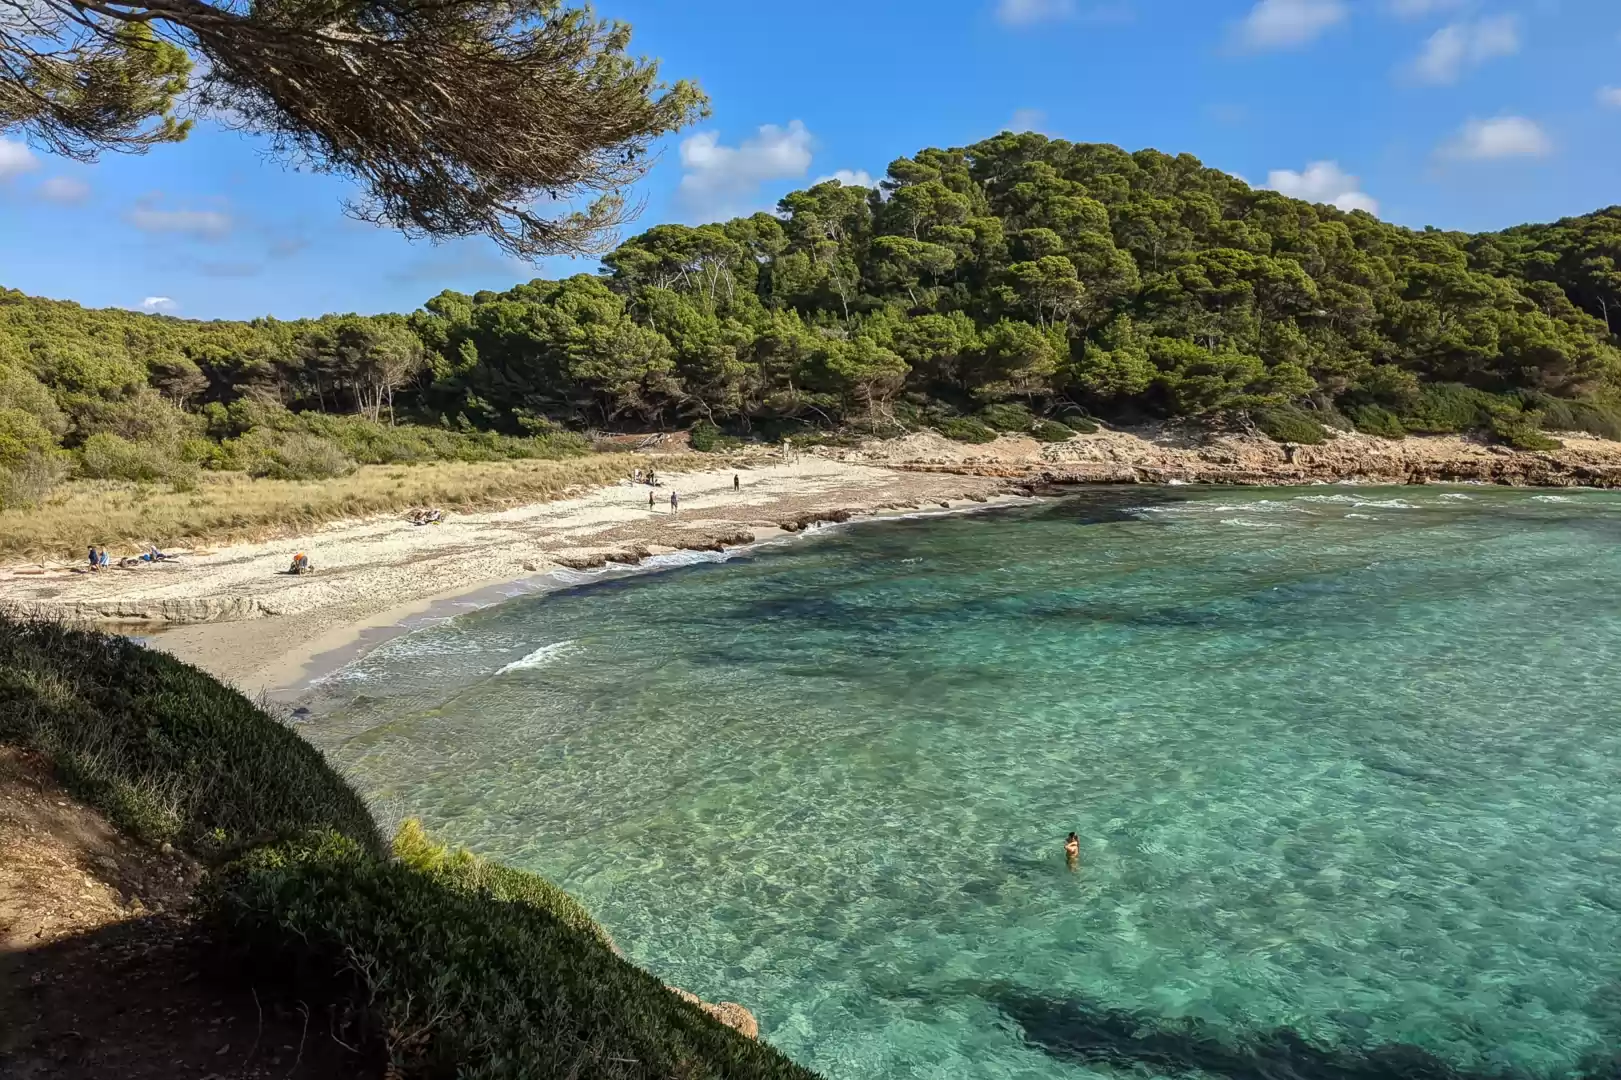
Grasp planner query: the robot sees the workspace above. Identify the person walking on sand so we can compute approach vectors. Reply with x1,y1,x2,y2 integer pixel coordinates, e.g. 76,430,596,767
87,545,98,572
649,489,655,510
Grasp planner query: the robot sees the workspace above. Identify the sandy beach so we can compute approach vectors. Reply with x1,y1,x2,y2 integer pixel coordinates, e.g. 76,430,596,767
0,457,1010,695
7,422,1621,696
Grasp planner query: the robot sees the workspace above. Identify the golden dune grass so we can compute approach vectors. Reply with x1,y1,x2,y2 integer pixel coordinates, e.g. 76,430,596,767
0,454,711,562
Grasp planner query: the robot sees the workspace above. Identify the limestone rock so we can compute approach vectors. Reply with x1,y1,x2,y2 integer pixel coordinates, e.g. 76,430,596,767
668,986,760,1040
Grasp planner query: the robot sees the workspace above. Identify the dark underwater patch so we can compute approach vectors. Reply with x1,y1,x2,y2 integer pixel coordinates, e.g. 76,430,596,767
989,986,1555,1080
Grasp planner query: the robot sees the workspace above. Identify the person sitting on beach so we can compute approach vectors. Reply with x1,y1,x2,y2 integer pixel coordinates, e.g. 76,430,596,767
289,552,311,575
1064,832,1080,870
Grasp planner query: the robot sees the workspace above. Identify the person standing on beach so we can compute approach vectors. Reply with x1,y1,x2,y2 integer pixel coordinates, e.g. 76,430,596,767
733,474,740,491
648,489,655,510
670,490,679,515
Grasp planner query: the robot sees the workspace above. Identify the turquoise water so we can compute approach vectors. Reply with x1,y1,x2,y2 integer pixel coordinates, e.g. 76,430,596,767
300,486,1621,1079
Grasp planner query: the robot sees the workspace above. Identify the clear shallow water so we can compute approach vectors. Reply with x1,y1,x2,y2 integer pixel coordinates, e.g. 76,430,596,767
300,486,1621,1079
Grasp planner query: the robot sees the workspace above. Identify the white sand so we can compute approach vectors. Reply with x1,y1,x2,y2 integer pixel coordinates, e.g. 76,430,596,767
0,458,1009,694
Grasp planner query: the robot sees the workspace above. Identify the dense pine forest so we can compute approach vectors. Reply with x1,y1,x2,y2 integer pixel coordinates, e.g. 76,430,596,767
3,132,1620,507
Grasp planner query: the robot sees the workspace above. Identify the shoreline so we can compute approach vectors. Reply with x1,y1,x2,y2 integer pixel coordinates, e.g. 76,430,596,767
256,494,1030,698
9,423,1621,694
0,458,1015,695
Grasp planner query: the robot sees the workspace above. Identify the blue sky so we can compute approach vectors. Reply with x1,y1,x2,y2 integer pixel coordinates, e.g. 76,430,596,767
0,0,1616,321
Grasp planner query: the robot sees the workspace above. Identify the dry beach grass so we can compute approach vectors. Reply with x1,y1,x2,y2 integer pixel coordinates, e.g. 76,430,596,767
0,453,710,562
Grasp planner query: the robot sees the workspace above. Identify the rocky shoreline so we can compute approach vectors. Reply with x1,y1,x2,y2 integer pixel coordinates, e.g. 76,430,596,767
822,425,1621,491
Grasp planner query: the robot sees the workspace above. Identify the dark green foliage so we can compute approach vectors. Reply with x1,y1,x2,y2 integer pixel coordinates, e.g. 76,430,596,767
1347,405,1407,439
938,417,998,443
1520,393,1621,440
978,402,1034,432
688,420,722,452
4,139,1621,458
1397,384,1502,434
0,617,380,857
1490,412,1563,451
208,829,819,1080
1057,413,1100,434
1252,406,1326,445
1030,420,1075,443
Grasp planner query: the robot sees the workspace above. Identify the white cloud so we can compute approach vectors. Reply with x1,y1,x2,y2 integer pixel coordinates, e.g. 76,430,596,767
994,0,1074,27
812,169,876,188
37,176,90,204
1441,115,1553,159
1387,0,1464,18
1009,108,1049,133
1407,15,1520,85
1263,161,1379,215
138,296,178,314
1236,0,1348,50
1599,86,1621,109
0,138,40,180
126,197,233,240
676,121,815,220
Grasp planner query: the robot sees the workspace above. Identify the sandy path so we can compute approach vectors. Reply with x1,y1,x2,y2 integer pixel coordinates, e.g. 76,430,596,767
0,458,1008,694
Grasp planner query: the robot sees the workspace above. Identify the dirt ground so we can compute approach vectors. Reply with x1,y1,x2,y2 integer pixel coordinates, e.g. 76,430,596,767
0,748,372,1079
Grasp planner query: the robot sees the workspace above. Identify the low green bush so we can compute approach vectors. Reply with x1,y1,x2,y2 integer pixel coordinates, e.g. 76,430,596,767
978,402,1034,432
0,618,380,858
1346,404,1406,439
207,829,819,1080
1490,411,1563,451
1030,420,1075,443
1520,393,1621,440
393,819,611,948
77,431,197,486
1397,384,1503,434
1252,405,1326,445
689,420,722,452
220,428,357,480
938,417,998,443
1056,412,1099,434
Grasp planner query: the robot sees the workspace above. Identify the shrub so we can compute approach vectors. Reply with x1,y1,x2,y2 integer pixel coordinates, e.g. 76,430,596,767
1347,404,1406,439
0,449,69,511
0,618,380,858
393,819,611,949
689,420,722,452
207,829,818,1080
222,429,357,480
1397,384,1503,434
1030,420,1075,443
1058,414,1100,434
938,417,998,443
1252,405,1326,445
978,402,1034,432
1520,393,1621,441
77,431,185,483
1490,411,1563,451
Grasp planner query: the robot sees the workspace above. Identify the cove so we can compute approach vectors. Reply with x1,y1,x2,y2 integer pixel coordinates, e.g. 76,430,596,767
299,485,1621,1079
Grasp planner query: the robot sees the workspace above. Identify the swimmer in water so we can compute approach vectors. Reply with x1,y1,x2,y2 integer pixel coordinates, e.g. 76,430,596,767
1064,832,1080,870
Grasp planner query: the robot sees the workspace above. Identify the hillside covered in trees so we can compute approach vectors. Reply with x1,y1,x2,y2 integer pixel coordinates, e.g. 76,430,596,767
3,132,1620,506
